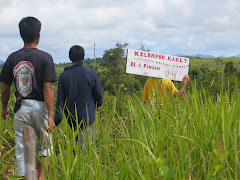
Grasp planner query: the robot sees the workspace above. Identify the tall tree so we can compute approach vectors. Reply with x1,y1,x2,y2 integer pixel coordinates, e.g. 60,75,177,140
100,43,128,93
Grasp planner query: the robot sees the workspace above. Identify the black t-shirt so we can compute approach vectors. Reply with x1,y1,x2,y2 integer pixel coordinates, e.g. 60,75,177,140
0,48,57,109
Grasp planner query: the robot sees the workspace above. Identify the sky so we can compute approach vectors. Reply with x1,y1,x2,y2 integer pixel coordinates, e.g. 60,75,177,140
0,0,240,63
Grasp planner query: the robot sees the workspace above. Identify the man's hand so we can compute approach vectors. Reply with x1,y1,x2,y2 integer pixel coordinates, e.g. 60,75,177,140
178,74,190,98
183,75,190,86
1,107,10,119
43,82,55,132
96,106,100,113
1,83,10,119
45,116,56,132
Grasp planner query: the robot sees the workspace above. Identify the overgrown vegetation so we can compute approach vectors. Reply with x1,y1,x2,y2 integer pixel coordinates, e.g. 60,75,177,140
55,43,240,98
0,44,240,179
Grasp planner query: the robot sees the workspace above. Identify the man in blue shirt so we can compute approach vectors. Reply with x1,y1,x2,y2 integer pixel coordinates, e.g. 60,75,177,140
54,45,103,151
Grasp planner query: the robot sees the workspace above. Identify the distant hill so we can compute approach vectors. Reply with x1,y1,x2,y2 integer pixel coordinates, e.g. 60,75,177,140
214,54,240,58
233,54,240,58
0,60,4,65
174,54,215,59
195,54,215,59
174,54,188,57
174,53,240,59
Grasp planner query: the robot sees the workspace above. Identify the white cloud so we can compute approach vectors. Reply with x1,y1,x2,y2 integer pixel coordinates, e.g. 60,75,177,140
0,0,240,62
142,40,157,46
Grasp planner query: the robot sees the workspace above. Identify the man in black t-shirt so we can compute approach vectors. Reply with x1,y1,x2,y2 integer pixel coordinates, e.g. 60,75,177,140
0,17,57,179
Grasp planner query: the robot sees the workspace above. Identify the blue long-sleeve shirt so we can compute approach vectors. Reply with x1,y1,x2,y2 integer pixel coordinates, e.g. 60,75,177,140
54,62,103,128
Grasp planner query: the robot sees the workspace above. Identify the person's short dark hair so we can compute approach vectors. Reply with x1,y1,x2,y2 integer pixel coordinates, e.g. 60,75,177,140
19,17,41,43
69,45,85,62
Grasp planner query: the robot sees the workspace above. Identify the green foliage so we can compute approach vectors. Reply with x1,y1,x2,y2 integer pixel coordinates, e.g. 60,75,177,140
188,60,240,97
1,84,240,179
52,48,240,99
99,43,132,95
2,47,240,178
0,92,15,178
224,61,238,75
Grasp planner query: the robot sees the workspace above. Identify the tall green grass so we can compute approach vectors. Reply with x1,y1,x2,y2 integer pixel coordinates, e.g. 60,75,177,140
0,93,16,179
0,84,239,179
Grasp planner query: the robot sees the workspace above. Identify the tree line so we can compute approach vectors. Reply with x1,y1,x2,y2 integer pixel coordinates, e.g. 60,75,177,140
71,43,240,98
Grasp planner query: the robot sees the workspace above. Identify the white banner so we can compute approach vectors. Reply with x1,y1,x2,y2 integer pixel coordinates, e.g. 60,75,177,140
126,49,189,81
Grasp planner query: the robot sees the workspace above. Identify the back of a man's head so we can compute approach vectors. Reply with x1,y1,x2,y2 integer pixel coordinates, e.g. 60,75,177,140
19,16,41,43
69,45,85,62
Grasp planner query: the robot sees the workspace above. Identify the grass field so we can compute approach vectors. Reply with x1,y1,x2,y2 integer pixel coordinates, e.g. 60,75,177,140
189,57,240,71
0,82,239,179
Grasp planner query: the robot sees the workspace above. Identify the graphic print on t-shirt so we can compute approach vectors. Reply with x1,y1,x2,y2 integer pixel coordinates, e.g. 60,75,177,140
13,61,35,97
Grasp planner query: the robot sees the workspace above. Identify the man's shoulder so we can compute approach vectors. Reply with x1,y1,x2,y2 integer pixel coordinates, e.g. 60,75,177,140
59,70,68,77
147,77,161,83
162,78,174,85
162,79,175,88
8,48,23,57
162,78,172,83
85,66,96,73
76,65,97,75
145,78,153,85
63,64,97,74
10,48,52,58
35,49,53,58
147,77,154,82
60,65,98,80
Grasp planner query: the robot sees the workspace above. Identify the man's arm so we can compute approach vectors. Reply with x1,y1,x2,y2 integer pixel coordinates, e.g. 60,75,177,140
54,76,65,126
92,73,103,111
1,84,10,119
43,82,55,132
178,75,190,98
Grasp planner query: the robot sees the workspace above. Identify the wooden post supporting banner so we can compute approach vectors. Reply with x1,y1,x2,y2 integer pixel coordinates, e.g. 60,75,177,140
23,126,36,180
